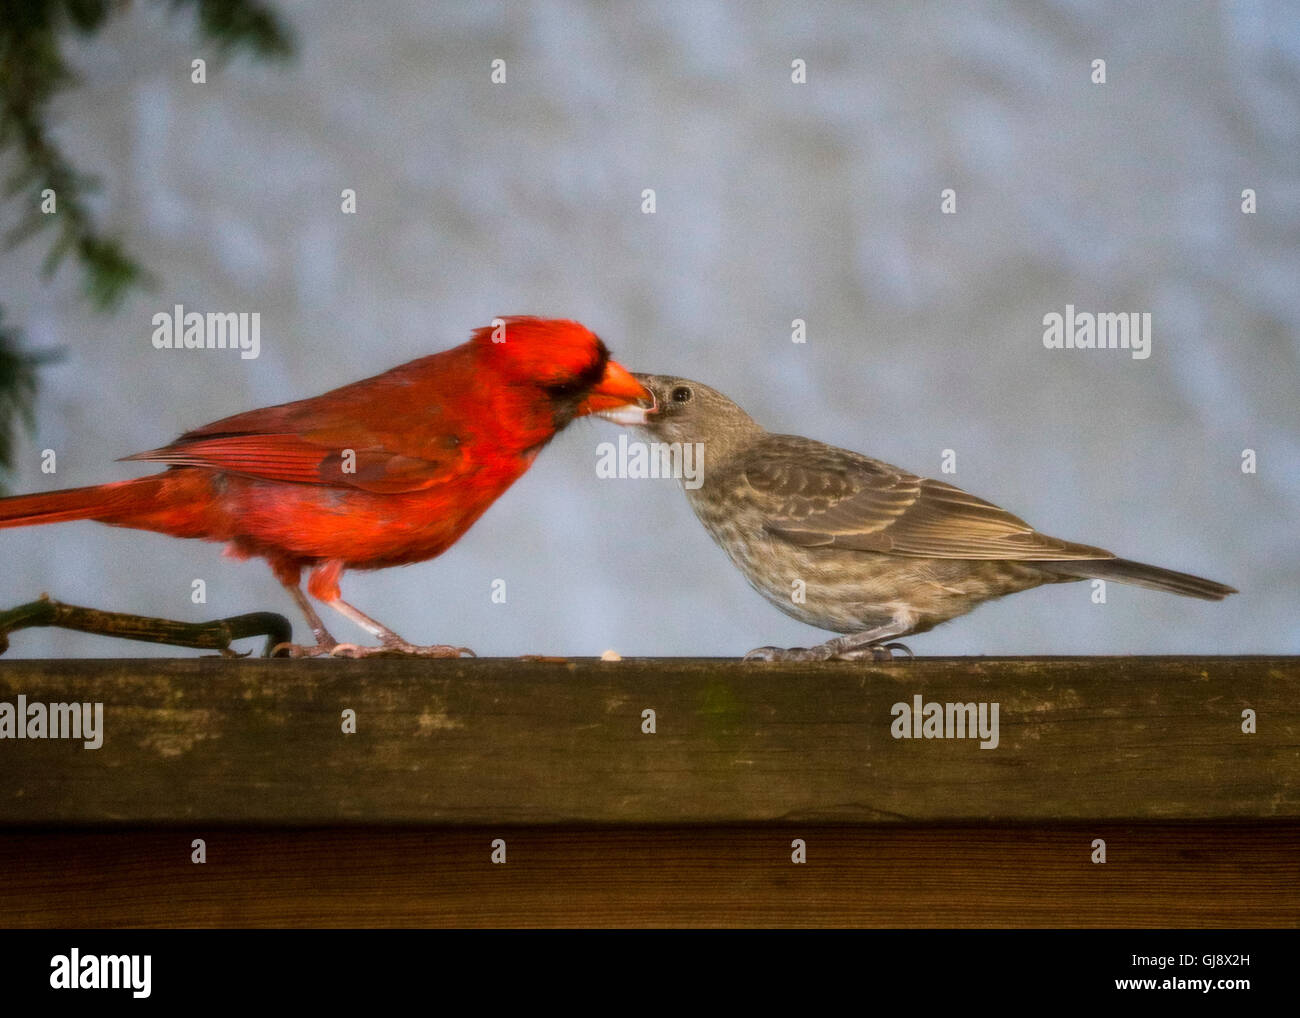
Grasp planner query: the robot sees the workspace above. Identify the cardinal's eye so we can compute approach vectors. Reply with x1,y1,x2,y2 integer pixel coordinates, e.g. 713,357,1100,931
671,386,692,403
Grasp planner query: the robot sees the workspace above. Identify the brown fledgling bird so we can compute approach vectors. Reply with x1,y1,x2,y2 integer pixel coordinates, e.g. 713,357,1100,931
607,374,1236,661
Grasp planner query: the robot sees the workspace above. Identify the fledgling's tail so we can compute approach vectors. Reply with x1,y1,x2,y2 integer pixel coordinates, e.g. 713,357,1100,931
0,476,169,529
1037,557,1237,601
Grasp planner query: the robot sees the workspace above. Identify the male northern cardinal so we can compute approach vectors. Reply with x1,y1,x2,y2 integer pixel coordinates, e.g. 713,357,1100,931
0,317,649,657
611,374,1234,660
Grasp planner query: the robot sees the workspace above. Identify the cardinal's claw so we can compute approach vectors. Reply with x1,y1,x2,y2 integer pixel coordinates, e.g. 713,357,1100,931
269,642,338,658
383,643,475,658
270,639,474,659
337,641,475,658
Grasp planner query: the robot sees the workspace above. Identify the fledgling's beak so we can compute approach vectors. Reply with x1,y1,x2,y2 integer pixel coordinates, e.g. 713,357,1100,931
581,360,655,421
597,370,660,424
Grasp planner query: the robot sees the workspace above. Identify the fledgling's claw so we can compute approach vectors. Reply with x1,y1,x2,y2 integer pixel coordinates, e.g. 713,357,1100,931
832,641,914,662
744,639,913,663
743,644,832,662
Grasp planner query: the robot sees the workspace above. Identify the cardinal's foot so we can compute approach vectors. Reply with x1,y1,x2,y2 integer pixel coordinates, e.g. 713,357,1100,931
328,640,475,659
269,641,340,658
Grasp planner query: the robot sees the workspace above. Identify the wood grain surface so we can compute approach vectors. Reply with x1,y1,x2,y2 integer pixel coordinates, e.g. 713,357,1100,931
0,657,1295,824
0,824,1295,928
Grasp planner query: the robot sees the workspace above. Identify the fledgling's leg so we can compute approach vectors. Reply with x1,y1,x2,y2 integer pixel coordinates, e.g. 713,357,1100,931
744,617,913,662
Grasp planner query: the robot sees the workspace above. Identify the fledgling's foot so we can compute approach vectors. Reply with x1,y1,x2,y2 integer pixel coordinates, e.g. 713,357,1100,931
743,640,913,662
832,641,914,662
744,644,832,662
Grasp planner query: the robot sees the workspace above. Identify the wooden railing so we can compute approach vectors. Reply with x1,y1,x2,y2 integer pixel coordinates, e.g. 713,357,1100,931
1,656,1295,926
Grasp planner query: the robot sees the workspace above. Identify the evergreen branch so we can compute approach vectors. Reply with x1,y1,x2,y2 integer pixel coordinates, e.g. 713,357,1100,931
175,0,294,59
0,0,294,483
0,308,58,485
0,0,293,309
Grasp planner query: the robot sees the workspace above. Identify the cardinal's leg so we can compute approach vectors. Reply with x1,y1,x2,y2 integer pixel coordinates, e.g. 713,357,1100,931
265,556,344,658
309,559,475,658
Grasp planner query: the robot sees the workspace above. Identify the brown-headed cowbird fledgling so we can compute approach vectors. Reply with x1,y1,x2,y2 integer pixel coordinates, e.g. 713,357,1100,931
603,374,1236,661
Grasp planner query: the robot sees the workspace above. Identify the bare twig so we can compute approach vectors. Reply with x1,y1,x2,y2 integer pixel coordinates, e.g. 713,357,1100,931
0,594,293,657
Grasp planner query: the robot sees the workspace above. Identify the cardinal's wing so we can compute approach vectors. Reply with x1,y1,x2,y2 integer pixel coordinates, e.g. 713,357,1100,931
745,435,1113,561
120,354,482,494
122,429,468,494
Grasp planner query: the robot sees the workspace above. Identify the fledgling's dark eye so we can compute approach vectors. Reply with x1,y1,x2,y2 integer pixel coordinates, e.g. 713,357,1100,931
671,385,692,403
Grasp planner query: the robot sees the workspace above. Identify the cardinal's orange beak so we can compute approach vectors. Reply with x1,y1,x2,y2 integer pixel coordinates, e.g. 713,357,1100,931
577,359,653,417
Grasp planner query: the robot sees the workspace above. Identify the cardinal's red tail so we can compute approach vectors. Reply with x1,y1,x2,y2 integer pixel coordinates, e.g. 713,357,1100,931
0,476,172,530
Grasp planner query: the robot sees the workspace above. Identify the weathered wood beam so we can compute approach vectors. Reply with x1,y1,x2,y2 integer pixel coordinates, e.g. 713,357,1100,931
3,824,1295,928
0,656,1294,824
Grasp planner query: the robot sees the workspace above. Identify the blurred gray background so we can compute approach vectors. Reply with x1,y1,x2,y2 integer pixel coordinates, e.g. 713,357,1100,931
2,0,1297,657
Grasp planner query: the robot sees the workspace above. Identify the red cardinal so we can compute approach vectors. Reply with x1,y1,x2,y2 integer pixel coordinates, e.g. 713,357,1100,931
0,317,648,657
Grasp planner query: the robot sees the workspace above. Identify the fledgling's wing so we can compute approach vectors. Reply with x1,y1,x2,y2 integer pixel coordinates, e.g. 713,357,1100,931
745,434,1113,561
